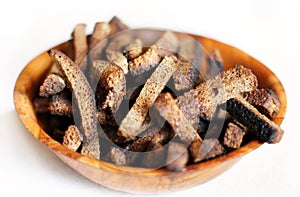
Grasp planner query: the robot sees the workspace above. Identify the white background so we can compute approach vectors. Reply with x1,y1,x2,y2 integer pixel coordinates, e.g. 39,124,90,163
1,0,299,196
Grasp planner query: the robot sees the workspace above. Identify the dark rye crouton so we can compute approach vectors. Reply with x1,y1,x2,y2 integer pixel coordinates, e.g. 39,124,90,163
105,147,127,166
89,22,111,62
189,138,224,163
98,63,126,113
108,16,129,35
106,33,134,74
223,121,247,149
226,97,284,144
154,92,200,143
176,65,258,127
140,126,175,146
118,55,179,140
166,142,189,171
126,126,174,152
173,39,202,91
72,24,88,72
48,49,100,159
39,74,66,97
243,88,280,118
62,125,82,152
48,94,72,117
90,60,110,86
129,31,178,76
124,38,143,60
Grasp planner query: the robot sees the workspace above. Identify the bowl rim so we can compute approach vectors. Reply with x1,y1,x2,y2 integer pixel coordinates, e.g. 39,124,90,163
13,32,287,176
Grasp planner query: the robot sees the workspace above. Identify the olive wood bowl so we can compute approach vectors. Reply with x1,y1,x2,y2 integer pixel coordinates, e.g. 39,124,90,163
14,33,287,194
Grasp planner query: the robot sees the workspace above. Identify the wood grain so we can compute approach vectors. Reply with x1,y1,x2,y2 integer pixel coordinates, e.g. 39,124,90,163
14,32,287,194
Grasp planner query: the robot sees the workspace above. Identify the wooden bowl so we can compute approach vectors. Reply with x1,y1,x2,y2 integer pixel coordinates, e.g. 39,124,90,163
14,32,287,194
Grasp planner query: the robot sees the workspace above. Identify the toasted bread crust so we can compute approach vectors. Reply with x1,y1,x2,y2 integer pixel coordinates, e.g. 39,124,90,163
243,88,280,118
62,125,82,152
99,64,126,113
108,16,129,35
72,24,88,72
90,60,110,86
106,33,133,74
105,147,127,166
189,138,224,163
48,94,72,117
124,39,143,60
166,142,189,171
226,97,284,144
154,92,199,143
89,22,111,50
129,31,178,76
89,22,111,64
176,65,258,126
48,49,100,159
224,122,247,149
118,55,179,140
173,39,202,91
39,74,66,97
